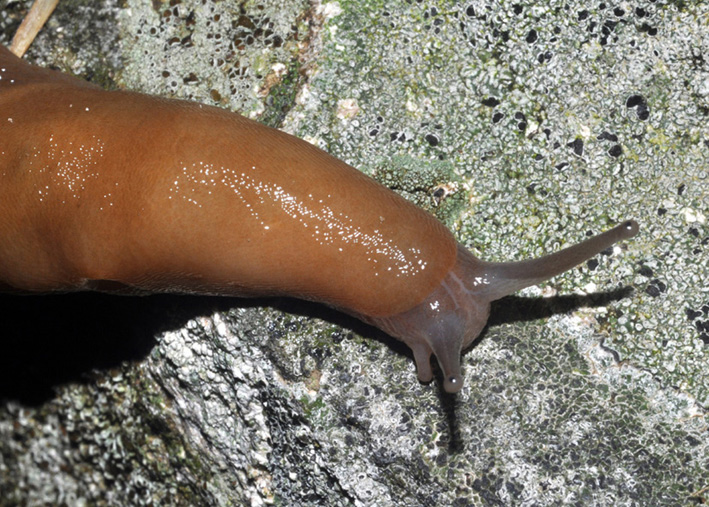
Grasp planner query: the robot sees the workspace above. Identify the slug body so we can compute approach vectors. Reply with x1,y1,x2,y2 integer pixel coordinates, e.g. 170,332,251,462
0,46,638,392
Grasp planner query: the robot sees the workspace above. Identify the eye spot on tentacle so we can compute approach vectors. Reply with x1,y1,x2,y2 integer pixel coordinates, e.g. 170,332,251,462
623,220,639,235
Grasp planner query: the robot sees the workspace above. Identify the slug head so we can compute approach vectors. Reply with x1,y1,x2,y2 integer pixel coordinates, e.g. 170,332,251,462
365,244,492,393
363,220,639,394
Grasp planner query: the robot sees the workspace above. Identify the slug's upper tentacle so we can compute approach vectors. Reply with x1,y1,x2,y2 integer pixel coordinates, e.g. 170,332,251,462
365,221,638,393
472,220,639,302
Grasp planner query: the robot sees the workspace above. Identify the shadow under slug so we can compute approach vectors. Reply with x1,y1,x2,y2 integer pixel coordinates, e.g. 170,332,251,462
0,285,633,407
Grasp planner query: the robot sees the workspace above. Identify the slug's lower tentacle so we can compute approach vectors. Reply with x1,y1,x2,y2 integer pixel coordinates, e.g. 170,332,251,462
409,342,434,383
363,246,492,393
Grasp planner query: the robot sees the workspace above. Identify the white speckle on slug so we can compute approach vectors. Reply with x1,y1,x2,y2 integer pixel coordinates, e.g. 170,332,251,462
28,134,104,204
168,162,431,278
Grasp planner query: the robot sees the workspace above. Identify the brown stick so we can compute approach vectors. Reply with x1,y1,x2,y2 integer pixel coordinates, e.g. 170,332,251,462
9,0,60,58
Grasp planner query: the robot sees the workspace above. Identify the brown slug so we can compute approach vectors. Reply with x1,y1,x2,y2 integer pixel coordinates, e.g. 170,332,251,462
0,40,638,393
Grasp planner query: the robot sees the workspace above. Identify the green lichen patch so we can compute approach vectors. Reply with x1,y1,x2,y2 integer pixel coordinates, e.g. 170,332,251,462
372,154,466,224
118,0,311,117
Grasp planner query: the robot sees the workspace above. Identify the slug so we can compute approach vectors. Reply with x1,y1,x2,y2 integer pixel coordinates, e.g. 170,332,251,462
0,45,638,393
